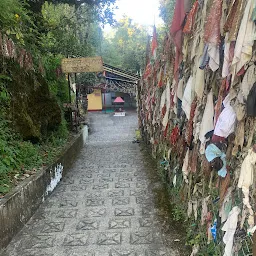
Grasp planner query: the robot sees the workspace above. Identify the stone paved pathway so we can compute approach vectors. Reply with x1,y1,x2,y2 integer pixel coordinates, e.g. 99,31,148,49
3,111,185,256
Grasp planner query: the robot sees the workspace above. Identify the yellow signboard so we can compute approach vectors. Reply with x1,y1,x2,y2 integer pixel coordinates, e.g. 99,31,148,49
61,57,103,73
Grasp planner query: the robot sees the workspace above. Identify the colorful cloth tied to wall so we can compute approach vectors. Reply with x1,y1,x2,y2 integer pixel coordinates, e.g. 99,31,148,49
138,0,256,254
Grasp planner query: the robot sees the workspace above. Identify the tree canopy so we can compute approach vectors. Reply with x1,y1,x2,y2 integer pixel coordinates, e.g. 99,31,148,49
27,0,117,24
101,16,149,73
159,0,175,27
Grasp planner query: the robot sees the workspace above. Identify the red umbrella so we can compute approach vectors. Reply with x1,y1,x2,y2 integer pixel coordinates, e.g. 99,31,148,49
114,97,125,103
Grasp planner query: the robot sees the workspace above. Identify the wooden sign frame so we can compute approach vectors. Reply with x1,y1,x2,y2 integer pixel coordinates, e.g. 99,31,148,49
61,57,103,73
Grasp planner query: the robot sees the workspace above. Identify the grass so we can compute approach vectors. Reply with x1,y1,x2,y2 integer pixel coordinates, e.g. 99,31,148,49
0,118,70,197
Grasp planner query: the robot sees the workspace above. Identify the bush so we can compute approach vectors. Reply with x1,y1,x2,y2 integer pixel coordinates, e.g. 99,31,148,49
0,114,69,195
17,142,42,169
0,0,35,45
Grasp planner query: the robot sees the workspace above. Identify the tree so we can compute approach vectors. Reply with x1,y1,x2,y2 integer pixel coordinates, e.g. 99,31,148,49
39,1,106,59
159,0,175,26
27,0,117,25
101,15,149,73
0,0,35,45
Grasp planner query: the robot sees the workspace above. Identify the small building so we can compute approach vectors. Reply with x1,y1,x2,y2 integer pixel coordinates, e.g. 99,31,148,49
87,88,102,111
87,64,139,111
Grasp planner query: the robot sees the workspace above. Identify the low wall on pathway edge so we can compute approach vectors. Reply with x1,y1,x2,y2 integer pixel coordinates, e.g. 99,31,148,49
0,126,89,249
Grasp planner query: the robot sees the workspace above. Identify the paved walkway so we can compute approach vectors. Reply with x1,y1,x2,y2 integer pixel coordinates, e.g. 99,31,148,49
3,112,185,256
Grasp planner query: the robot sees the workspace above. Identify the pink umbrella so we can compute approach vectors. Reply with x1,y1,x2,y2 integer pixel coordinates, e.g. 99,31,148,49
113,97,125,103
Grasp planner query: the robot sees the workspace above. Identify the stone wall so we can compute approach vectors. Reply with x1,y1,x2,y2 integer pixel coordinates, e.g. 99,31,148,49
0,32,62,141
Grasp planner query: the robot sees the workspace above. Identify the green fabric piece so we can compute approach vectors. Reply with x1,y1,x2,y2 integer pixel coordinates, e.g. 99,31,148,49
224,200,232,218
252,4,256,22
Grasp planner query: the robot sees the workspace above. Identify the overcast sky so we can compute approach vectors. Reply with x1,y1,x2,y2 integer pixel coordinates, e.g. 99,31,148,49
114,0,163,26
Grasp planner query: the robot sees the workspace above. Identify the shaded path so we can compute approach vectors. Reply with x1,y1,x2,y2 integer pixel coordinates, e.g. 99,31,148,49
3,111,186,256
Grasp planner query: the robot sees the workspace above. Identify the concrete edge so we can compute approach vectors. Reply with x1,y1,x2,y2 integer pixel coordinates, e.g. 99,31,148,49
0,126,89,249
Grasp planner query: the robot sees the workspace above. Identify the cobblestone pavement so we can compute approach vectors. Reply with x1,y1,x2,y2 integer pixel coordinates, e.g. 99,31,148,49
3,111,186,256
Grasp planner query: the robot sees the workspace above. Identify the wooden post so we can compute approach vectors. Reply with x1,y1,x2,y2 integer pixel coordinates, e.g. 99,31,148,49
67,74,73,130
104,88,106,114
74,73,79,132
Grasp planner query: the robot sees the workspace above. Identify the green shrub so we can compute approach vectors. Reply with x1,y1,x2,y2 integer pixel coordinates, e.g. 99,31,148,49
0,114,69,195
0,0,35,45
17,142,42,169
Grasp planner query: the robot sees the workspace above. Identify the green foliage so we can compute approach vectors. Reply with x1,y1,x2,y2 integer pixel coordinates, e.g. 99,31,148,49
40,2,78,56
17,142,42,169
0,115,69,195
0,121,25,192
0,0,117,196
0,74,11,110
39,2,109,57
46,119,69,144
28,0,117,25
0,0,35,44
76,73,98,86
172,204,185,221
159,0,176,27
101,16,148,73
101,16,168,73
42,54,69,103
